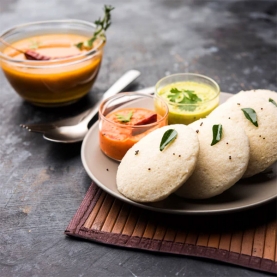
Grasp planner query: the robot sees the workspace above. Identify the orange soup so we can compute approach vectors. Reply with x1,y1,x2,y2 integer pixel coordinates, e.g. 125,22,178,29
99,108,167,161
1,34,104,106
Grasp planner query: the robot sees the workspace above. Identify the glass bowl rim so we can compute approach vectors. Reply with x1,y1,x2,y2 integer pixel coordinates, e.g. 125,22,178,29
99,92,169,129
0,19,105,68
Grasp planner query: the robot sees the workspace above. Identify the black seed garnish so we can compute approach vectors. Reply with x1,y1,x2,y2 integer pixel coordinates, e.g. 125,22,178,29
196,130,199,133
229,156,232,160
259,135,261,137
261,107,263,110
173,153,175,155
228,117,231,119
148,168,151,170
237,103,240,105
226,142,229,144
179,155,181,157
106,168,109,171
135,150,139,155
200,122,203,126
263,137,265,139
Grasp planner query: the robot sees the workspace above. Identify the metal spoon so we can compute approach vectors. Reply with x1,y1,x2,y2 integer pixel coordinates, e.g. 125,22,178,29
21,70,144,143
42,86,155,143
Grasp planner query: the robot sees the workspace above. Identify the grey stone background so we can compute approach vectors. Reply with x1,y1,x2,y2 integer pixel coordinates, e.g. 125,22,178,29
0,0,276,276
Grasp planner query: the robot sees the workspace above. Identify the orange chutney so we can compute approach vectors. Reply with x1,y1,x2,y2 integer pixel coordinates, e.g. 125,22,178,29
99,108,166,161
1,34,104,106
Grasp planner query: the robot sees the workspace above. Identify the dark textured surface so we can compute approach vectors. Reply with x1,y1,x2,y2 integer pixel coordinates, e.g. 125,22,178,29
0,1,276,277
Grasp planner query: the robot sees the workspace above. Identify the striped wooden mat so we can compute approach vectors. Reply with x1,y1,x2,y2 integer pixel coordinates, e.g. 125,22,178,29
65,183,277,274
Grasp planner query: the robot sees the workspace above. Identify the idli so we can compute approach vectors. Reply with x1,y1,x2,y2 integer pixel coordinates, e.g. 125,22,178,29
228,89,277,104
175,118,250,199
116,124,199,202
208,94,277,177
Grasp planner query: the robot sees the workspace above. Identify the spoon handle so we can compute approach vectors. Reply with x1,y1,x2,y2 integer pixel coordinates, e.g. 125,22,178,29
82,70,141,125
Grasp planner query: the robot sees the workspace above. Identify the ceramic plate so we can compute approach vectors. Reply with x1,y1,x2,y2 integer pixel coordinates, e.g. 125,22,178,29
81,92,277,214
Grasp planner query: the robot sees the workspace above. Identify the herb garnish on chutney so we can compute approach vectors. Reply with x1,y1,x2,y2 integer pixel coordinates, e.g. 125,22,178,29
116,111,133,123
167,88,202,111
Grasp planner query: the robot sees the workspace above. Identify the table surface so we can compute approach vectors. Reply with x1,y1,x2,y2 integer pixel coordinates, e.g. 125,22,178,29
0,1,276,277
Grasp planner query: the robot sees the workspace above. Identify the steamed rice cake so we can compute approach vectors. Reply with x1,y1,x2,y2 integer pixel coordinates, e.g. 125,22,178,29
175,118,250,199
208,94,277,177
116,124,199,202
228,89,277,104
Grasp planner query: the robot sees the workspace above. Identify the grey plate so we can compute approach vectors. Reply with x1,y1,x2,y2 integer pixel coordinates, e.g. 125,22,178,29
81,92,277,214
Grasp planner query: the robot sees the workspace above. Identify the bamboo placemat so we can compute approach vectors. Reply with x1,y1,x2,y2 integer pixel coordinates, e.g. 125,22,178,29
65,182,277,274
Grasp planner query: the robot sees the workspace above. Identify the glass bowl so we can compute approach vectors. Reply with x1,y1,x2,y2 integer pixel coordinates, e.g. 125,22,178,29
155,73,220,124
0,20,105,107
99,92,169,161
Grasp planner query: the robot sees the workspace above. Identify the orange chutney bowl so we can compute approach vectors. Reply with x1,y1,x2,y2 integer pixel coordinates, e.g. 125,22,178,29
99,92,169,161
0,20,105,107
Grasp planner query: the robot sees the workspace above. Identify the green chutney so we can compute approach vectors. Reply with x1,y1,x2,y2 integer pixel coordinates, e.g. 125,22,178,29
157,81,220,125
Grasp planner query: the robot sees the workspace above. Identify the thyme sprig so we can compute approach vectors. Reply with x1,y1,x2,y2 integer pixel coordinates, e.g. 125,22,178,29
76,5,114,50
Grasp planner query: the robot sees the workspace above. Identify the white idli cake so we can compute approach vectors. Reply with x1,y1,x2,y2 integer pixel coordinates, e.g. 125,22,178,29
116,124,199,202
228,89,277,104
208,94,277,177
175,118,250,199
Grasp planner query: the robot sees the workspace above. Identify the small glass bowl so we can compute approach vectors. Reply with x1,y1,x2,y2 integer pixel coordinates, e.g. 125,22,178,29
99,92,169,161
155,73,220,125
0,20,105,107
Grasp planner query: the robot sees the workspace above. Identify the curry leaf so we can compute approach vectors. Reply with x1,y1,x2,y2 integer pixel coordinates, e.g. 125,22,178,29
211,124,223,146
269,98,277,107
160,129,178,151
241,108,258,127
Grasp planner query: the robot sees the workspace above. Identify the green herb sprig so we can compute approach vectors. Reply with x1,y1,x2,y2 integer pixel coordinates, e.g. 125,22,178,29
28,40,40,49
269,98,277,107
241,108,258,127
211,124,223,146
76,5,114,50
160,129,178,151
116,111,133,123
167,88,202,111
